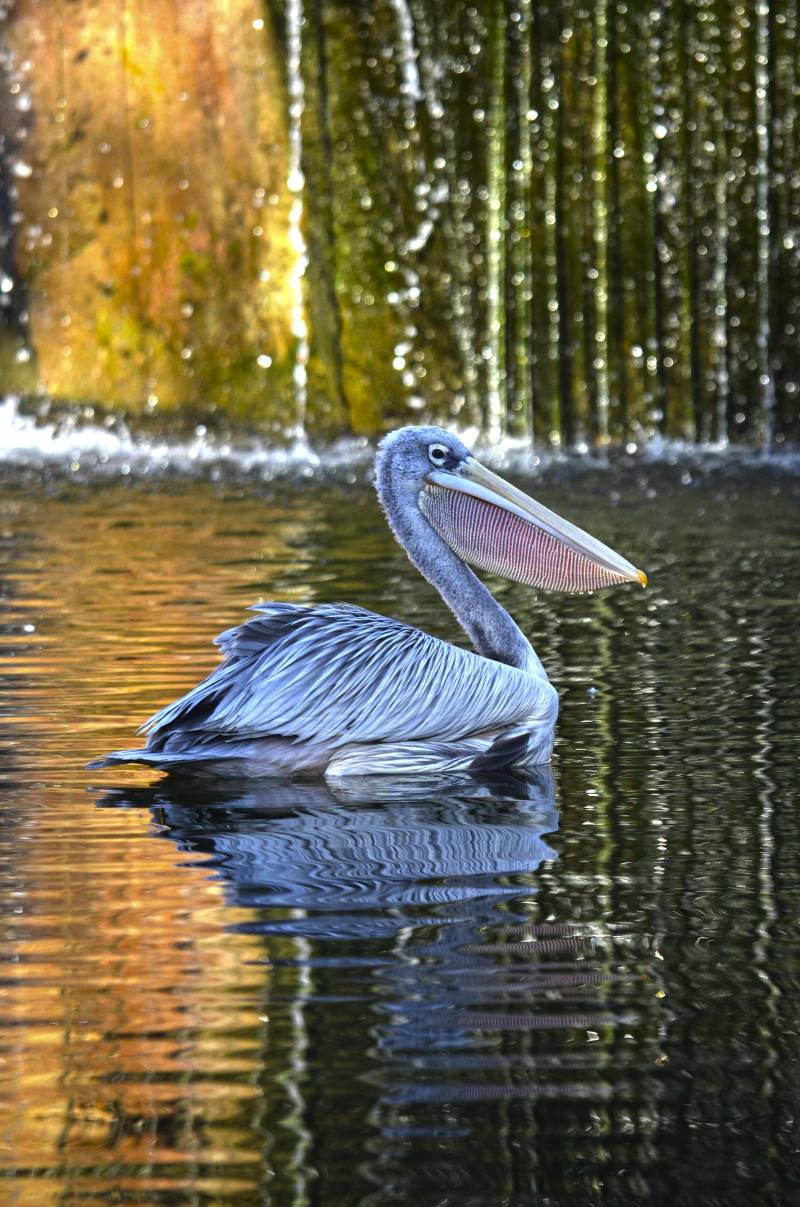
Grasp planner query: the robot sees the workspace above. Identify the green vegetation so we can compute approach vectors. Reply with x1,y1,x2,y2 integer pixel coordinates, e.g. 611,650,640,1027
1,1,797,444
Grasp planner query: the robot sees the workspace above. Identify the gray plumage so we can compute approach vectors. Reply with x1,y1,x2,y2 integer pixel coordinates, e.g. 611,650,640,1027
88,426,560,779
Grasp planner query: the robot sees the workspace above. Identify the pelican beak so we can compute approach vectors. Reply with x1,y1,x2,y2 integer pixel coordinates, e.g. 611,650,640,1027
422,457,647,594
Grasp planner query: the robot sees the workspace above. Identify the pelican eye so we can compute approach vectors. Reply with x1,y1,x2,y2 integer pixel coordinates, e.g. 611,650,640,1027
427,443,449,466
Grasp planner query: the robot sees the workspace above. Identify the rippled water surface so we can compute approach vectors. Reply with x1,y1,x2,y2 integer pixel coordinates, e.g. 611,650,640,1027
1,462,799,1205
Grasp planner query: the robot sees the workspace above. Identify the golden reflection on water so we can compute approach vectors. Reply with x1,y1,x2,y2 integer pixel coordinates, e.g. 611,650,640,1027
0,794,269,1183
0,484,314,1195
1,483,318,765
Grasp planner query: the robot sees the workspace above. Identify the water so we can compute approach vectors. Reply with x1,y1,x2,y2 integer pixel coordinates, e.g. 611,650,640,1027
1,462,799,1204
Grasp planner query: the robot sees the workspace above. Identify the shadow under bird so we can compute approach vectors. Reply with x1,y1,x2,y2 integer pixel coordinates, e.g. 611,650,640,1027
88,426,646,779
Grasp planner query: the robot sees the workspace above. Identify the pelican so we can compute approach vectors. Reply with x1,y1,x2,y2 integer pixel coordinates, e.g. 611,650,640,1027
88,426,646,779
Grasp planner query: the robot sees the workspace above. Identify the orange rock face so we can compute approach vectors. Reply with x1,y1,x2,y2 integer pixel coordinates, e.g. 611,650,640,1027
3,0,297,421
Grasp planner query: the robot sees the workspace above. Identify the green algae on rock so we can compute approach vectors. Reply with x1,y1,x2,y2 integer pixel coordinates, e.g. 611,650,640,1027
1,1,799,446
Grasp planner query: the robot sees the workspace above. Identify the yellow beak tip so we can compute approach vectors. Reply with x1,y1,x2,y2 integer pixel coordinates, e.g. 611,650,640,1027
637,570,648,589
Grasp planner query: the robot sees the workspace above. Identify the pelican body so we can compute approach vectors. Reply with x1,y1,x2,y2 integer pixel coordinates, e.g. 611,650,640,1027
89,427,645,779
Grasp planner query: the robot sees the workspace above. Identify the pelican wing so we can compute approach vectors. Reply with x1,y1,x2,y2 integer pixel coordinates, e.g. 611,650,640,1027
143,602,555,753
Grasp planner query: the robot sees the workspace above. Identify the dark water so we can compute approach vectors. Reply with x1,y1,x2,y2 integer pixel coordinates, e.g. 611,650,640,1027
1,462,799,1204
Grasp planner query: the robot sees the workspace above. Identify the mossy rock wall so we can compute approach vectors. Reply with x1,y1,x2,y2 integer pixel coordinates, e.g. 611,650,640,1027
2,1,799,444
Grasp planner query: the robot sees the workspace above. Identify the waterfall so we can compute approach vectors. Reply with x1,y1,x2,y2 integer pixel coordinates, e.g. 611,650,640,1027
389,0,422,105
410,0,482,425
286,0,309,436
389,0,426,409
755,0,776,447
485,2,507,442
591,0,610,444
2,0,797,447
711,14,730,447
508,0,533,437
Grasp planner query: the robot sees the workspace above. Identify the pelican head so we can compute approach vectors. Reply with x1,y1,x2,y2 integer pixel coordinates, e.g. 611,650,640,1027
377,425,646,593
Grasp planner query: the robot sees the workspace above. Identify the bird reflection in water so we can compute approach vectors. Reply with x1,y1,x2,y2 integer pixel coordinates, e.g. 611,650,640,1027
97,766,638,1167
99,767,558,921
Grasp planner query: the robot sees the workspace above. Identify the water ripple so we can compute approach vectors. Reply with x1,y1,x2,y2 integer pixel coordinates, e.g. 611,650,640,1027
1,472,798,1202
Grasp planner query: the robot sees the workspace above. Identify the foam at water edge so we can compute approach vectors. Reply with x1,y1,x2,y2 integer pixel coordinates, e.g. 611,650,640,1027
0,394,371,478
1,394,798,480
